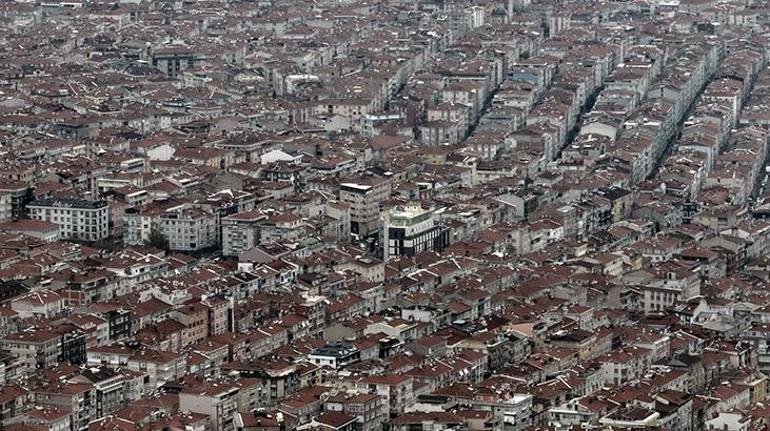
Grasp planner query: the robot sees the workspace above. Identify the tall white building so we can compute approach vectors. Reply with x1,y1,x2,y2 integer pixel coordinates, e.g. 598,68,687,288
382,204,450,261
27,198,110,242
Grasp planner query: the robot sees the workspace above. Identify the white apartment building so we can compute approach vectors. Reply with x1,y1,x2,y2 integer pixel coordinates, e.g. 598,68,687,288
27,198,109,242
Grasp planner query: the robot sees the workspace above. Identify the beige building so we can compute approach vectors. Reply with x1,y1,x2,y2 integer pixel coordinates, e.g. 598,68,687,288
0,330,61,372
340,175,391,237
10,289,64,319
0,219,59,242
351,375,414,415
127,350,187,389
179,379,240,431
173,303,210,347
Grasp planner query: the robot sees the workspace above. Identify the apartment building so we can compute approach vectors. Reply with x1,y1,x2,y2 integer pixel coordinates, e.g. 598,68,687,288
179,379,240,431
0,219,60,242
158,205,217,252
0,181,29,222
10,289,64,318
340,175,391,237
27,198,109,242
351,375,414,415
0,330,62,372
221,210,266,257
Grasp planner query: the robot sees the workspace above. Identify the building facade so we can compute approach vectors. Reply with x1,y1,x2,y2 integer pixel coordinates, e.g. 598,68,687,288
27,198,109,242
158,205,217,252
382,204,450,261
